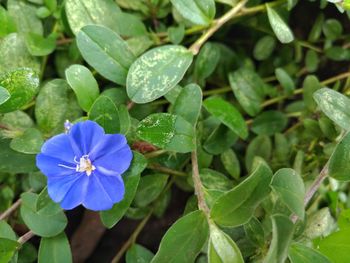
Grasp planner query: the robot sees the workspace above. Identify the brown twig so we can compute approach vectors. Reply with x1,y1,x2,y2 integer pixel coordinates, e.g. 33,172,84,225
0,199,22,221
18,230,35,245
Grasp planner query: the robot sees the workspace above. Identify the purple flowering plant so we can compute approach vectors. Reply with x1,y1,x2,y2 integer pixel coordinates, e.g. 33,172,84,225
36,120,133,211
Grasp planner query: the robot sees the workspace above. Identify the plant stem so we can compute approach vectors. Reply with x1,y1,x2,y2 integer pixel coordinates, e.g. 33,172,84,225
0,199,22,221
191,148,210,215
147,163,187,177
18,230,35,245
189,0,248,55
111,210,153,263
304,164,329,207
144,149,168,159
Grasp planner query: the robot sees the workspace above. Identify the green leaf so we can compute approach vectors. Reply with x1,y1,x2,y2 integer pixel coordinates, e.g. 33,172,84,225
134,173,169,207
211,159,273,227
303,75,321,111
126,244,154,263
200,168,233,191
266,4,294,43
228,68,265,116
251,111,288,135
208,223,244,263
0,139,36,173
151,210,209,263
271,168,305,218
88,95,119,134
100,152,147,228
38,233,72,263
24,33,56,56
172,83,202,124
65,64,100,112
253,36,276,61
220,149,240,180
20,192,67,237
288,243,331,263
313,88,350,131
168,24,185,45
35,79,69,135
322,19,343,41
0,221,17,240
245,135,272,171
77,25,136,85
203,97,248,139
316,222,350,262
0,6,16,37
0,33,40,73
136,113,195,153
170,0,215,26
8,0,43,35
275,68,295,95
204,124,238,155
65,0,145,36
0,68,39,113
194,42,221,81
263,214,295,263
329,132,350,181
127,45,193,103
10,128,44,154
244,217,265,247
0,86,10,105
0,238,19,263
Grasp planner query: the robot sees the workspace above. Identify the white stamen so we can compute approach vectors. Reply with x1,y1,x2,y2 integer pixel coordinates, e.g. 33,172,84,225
58,155,96,176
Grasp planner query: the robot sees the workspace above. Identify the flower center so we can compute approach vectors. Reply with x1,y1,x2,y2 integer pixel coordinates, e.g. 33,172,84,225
76,155,96,176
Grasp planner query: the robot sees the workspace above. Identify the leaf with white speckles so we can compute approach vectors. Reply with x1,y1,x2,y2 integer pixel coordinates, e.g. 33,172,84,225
136,113,195,153
127,45,193,104
266,4,294,44
313,88,350,131
77,25,136,85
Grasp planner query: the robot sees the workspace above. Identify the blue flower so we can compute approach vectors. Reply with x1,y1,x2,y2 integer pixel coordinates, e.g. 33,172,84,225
36,120,133,211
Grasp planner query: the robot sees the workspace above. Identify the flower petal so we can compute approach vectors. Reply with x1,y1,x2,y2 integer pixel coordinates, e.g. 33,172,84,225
89,134,127,161
82,175,120,211
40,133,76,162
69,120,105,156
94,171,125,203
47,172,84,203
94,145,133,175
36,154,76,177
59,175,89,210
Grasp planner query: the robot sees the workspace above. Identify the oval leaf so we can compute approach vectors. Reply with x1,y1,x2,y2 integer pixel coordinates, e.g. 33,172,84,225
203,97,248,139
0,86,10,105
266,4,294,43
151,210,209,263
127,45,193,103
77,25,136,85
65,64,99,112
329,132,350,181
38,233,72,263
288,243,331,263
136,113,195,153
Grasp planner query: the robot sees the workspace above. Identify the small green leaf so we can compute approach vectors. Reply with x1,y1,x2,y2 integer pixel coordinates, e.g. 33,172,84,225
35,79,69,135
228,68,265,116
88,96,119,134
136,113,195,153
263,214,295,263
220,149,240,180
127,45,193,103
38,233,72,263
24,33,56,56
322,19,343,41
0,68,39,113
0,238,19,263
172,83,202,124
303,75,321,111
134,173,169,207
266,4,294,43
200,168,233,191
0,6,16,37
203,97,248,139
251,111,288,135
170,0,215,26
204,124,238,155
288,243,331,263
168,24,185,45
329,133,350,181
194,42,221,81
313,88,350,130
271,168,305,218
245,135,272,171
10,128,44,154
208,223,244,263
244,217,265,247
275,68,295,95
253,35,276,61
20,192,67,237
77,25,136,85
0,86,10,105
65,64,100,112
100,152,147,228
151,210,209,263
211,159,273,227
126,244,154,263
